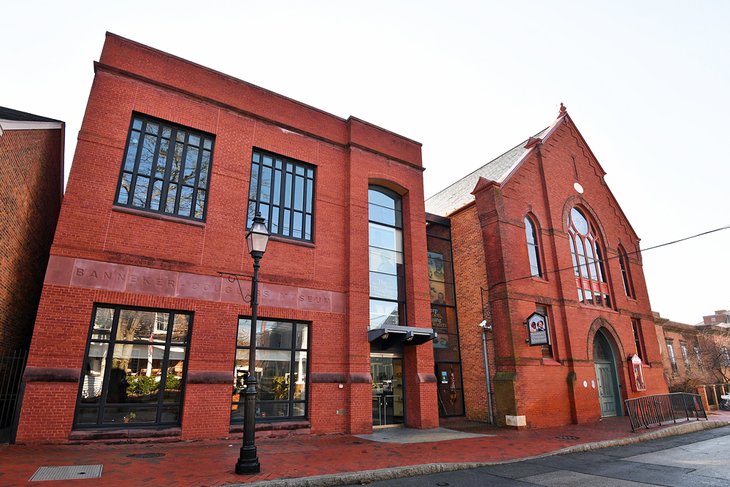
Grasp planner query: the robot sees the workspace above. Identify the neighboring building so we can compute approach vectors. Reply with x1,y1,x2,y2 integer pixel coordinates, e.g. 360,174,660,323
0,107,64,355
654,312,730,392
426,105,667,428
0,107,64,439
17,33,437,443
702,309,730,326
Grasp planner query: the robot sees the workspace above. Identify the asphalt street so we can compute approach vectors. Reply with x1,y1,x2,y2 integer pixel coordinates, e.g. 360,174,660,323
362,425,730,487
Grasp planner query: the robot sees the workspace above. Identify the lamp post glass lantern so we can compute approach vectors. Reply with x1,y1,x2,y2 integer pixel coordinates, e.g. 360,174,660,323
236,212,269,475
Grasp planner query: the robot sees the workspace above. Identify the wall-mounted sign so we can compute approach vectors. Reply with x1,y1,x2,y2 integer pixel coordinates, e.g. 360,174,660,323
527,312,550,346
629,354,646,391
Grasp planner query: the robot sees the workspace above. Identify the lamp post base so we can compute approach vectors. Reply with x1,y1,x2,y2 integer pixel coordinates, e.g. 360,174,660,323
235,447,260,474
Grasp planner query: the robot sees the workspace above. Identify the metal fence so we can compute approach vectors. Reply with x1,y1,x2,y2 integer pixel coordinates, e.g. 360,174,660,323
624,392,707,432
0,350,28,443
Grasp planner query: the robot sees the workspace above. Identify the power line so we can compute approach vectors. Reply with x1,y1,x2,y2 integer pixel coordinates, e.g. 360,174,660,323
493,224,730,287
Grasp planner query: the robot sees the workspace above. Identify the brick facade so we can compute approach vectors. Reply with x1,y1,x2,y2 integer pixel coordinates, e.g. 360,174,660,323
0,116,63,355
17,33,437,443
427,108,668,428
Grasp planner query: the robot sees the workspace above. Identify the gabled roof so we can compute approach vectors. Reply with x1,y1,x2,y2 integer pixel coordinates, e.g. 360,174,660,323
0,106,61,123
425,125,551,217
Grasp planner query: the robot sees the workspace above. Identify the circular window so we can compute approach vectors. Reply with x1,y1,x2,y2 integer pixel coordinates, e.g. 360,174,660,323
570,208,589,235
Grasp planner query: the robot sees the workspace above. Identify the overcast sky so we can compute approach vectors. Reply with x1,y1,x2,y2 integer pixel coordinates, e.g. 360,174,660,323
2,1,727,325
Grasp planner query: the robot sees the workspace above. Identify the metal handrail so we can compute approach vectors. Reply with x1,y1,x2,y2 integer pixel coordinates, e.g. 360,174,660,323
624,392,707,432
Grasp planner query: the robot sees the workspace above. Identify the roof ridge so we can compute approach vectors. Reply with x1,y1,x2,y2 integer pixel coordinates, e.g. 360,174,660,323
426,126,549,201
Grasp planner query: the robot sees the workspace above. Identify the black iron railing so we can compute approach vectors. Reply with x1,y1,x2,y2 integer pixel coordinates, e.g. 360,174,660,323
625,392,707,432
0,350,28,442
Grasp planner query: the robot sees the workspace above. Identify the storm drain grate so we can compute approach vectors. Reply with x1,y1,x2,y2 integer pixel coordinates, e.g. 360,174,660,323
30,465,103,481
556,435,580,440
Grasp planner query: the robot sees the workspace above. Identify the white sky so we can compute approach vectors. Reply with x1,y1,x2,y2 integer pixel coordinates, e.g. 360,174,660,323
2,1,727,325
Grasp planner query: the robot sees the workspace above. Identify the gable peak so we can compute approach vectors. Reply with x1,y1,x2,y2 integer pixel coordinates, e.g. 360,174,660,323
559,102,568,117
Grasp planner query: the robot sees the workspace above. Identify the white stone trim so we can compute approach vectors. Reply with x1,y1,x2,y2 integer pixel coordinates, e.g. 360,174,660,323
0,119,63,131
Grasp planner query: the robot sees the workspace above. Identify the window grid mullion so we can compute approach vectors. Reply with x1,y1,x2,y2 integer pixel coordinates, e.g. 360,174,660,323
128,119,147,208
160,127,177,215
174,133,190,215
144,128,164,209
190,140,204,217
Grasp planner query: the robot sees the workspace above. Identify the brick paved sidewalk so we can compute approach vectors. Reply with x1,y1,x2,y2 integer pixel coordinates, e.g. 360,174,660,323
1,413,728,487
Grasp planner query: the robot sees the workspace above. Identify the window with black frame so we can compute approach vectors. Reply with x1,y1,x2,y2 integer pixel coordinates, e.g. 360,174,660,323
368,186,406,328
231,318,309,421
115,115,214,221
75,306,191,428
246,149,315,242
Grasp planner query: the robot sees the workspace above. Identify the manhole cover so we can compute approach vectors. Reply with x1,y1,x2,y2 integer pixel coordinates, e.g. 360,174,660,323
556,435,580,440
127,452,165,458
30,465,103,481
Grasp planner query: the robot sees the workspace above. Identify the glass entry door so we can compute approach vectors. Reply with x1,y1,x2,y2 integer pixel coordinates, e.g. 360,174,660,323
371,354,404,427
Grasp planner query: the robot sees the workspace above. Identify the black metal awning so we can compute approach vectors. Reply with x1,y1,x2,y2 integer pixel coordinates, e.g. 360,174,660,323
367,325,436,349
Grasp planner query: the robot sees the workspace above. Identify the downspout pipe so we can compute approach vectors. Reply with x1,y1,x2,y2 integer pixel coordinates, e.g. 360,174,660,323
480,320,494,424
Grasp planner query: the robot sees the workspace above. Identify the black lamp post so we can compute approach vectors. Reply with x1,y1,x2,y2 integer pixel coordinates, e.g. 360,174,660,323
235,212,269,475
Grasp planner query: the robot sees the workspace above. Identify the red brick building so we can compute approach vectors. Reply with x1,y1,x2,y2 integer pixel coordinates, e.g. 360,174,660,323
426,105,667,428
16,33,438,443
0,108,64,439
0,108,64,356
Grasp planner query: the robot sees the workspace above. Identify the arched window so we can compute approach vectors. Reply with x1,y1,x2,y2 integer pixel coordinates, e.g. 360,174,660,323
368,186,406,328
618,245,634,298
568,207,610,307
524,216,542,278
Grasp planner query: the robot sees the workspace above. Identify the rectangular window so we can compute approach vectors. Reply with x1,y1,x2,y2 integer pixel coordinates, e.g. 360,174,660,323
246,149,315,242
694,344,703,370
680,341,690,372
115,115,214,221
666,339,678,374
232,318,309,421
631,319,645,362
75,305,191,428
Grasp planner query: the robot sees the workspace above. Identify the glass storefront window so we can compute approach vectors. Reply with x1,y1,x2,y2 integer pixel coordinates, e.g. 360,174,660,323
75,305,191,428
232,318,309,422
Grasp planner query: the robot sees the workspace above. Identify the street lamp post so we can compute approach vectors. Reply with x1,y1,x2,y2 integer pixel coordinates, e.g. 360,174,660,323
236,212,269,475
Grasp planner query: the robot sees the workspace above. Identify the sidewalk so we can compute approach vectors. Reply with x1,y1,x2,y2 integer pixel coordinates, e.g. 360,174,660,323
1,412,728,487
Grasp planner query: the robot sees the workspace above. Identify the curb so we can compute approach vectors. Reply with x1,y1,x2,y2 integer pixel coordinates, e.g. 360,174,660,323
227,419,730,487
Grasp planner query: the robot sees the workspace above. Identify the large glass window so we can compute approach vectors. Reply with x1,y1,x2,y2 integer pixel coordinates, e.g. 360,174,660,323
524,216,542,278
427,218,464,417
115,115,213,221
369,187,405,328
618,245,634,298
666,339,678,374
75,306,191,428
232,319,309,421
246,149,315,242
568,207,611,308
631,318,646,362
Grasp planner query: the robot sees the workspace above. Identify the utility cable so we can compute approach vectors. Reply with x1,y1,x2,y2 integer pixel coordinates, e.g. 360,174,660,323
491,224,730,288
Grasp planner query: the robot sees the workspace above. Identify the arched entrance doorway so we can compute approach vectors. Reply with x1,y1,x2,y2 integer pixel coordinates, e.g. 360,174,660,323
593,329,622,417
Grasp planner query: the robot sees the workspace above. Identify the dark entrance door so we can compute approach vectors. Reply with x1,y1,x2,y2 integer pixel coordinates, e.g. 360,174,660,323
593,330,621,417
370,353,404,427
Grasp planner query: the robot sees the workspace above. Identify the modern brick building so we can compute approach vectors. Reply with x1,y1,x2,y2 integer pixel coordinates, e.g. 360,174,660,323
0,107,64,439
426,105,668,428
16,33,438,443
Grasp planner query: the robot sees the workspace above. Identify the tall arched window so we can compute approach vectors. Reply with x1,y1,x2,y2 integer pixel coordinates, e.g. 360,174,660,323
568,207,610,307
524,216,542,278
368,186,406,328
618,245,634,298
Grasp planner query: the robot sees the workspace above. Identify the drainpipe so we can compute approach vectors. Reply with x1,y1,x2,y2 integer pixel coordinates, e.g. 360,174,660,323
480,320,494,424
